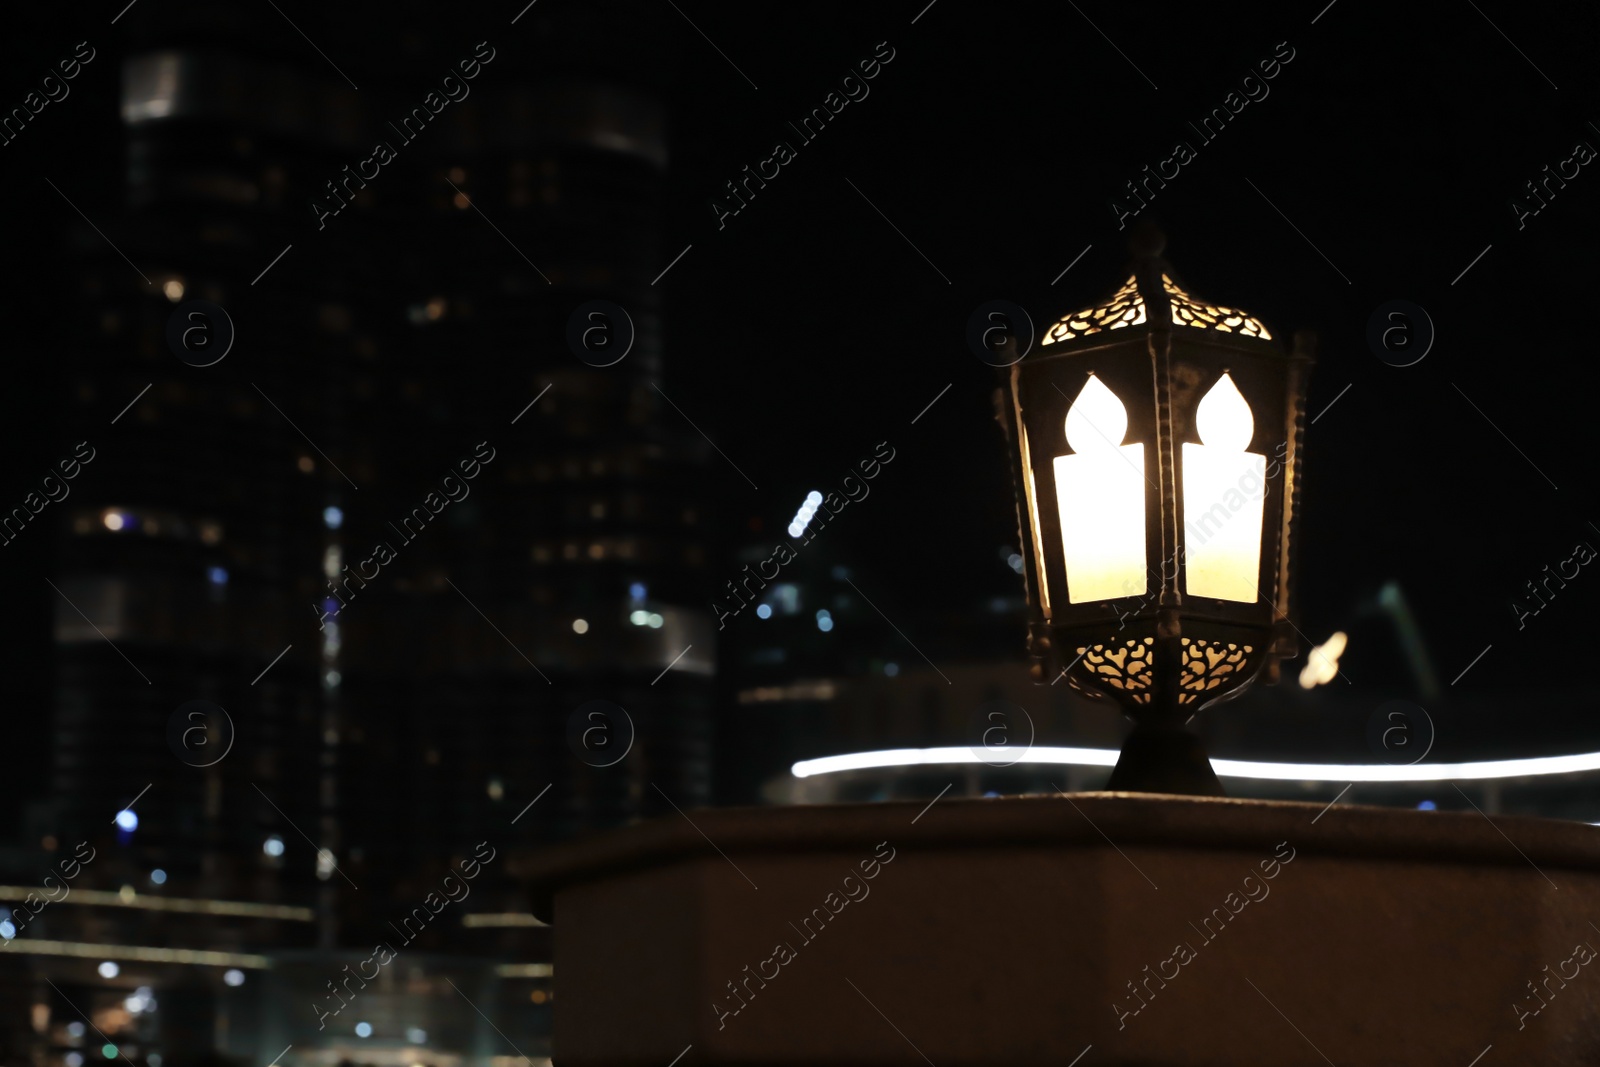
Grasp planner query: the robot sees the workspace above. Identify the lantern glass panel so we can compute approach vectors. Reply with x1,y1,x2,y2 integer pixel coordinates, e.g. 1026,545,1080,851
1054,375,1147,604
1182,372,1264,603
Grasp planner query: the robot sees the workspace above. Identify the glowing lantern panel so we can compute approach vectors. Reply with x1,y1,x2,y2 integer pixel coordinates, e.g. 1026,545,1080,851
1182,373,1265,603
1053,375,1147,604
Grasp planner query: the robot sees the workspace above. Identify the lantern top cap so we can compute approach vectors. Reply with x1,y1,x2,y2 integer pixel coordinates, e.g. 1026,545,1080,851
1041,231,1273,347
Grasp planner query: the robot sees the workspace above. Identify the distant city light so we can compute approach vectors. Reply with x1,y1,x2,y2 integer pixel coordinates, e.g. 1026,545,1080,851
148,1056,162,1067
163,279,184,301
884,662,899,677
1007,553,1025,574
816,609,833,633
0,920,14,939
487,778,504,801
223,968,245,987
65,1054,83,1067
124,994,145,1013
263,835,285,858
98,961,120,978
1299,631,1348,689
646,613,663,629
406,1028,427,1044
103,511,126,531
67,1023,86,1038
102,1046,117,1060
206,566,228,586
1418,800,1437,811
788,491,823,539
323,506,344,529
316,849,336,881
629,609,650,626
628,582,646,600
571,618,589,634
355,1022,373,1038
755,604,772,619
114,810,138,832
149,869,166,886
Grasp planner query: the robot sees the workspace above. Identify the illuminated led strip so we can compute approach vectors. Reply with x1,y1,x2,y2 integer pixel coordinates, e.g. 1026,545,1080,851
0,886,312,921
790,746,1600,783
463,913,548,928
1,938,269,968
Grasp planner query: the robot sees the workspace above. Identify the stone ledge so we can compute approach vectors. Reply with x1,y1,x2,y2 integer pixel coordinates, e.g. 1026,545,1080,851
520,793,1600,1066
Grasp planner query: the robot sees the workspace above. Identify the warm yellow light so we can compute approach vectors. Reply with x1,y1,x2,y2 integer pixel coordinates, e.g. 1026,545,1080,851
1299,631,1347,689
1053,375,1146,603
1183,373,1264,603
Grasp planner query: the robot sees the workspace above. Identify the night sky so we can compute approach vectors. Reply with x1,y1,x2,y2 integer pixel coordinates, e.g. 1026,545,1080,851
4,0,1599,803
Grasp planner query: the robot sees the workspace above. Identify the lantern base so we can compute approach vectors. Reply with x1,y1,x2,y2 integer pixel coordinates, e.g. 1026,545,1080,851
1107,724,1225,796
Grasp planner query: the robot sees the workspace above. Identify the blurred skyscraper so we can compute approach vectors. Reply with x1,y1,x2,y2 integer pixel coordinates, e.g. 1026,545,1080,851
6,3,712,1063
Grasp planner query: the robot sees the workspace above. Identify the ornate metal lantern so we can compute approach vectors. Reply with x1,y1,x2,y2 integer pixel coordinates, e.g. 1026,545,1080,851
998,227,1314,795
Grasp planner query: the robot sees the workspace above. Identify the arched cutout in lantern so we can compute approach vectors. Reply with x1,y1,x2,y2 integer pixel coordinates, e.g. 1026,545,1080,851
996,225,1314,795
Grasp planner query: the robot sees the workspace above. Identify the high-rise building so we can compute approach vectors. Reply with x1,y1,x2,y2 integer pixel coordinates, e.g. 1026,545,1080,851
5,2,712,1062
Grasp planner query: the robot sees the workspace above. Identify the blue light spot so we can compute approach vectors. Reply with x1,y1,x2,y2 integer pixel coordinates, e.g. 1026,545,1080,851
207,566,228,585
149,868,166,885
884,662,899,677
115,810,138,832
1417,800,1437,811
355,1022,373,1038
323,506,344,529
0,920,14,939
756,604,772,619
628,582,646,600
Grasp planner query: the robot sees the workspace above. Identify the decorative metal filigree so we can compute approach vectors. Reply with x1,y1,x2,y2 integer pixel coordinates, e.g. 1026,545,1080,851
1164,274,1271,339
1041,276,1146,345
1074,637,1154,705
1178,639,1254,704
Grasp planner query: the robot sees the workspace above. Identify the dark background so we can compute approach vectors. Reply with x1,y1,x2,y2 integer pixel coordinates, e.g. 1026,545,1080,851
3,0,1598,800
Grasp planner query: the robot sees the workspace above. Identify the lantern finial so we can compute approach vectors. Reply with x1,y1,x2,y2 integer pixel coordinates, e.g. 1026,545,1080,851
1128,218,1165,259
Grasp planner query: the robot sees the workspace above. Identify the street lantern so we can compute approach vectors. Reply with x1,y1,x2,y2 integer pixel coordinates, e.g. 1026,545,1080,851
997,226,1314,795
